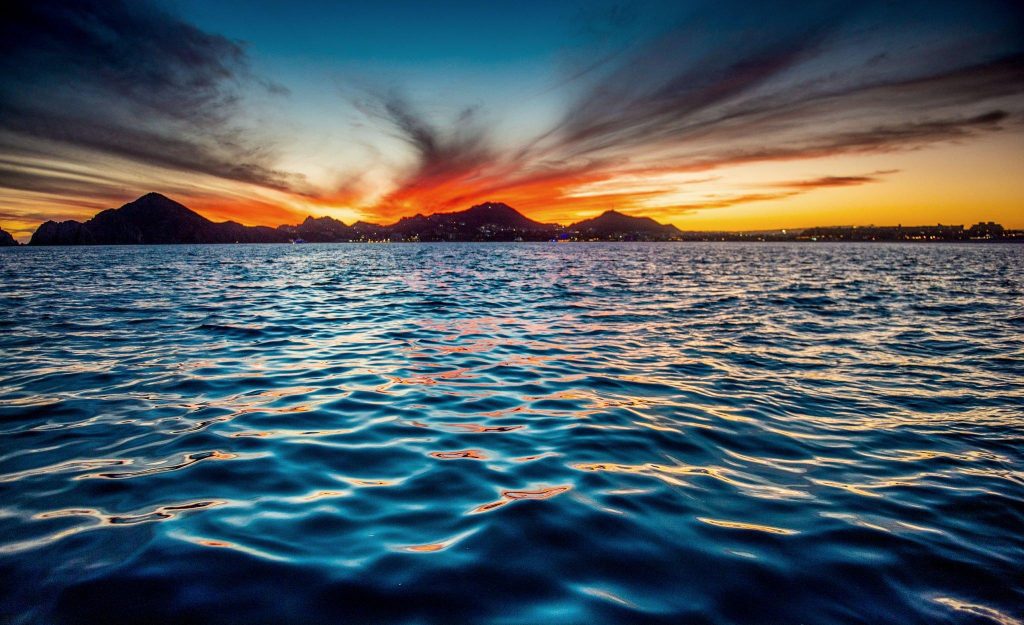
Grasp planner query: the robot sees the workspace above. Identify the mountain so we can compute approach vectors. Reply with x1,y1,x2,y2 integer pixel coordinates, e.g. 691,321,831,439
0,227,17,246
388,202,558,241
26,193,690,244
277,216,355,242
568,210,682,240
30,193,289,245
277,202,558,242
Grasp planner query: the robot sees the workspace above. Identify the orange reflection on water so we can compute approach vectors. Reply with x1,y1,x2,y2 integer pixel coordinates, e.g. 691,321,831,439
471,485,572,514
446,423,526,433
572,461,733,487
634,421,682,433
10,500,227,553
252,387,318,399
303,490,346,501
436,341,499,354
395,528,480,553
82,450,238,480
504,485,572,500
540,390,592,401
36,499,224,526
438,368,473,380
401,420,526,434
173,385,316,434
499,355,554,367
402,542,446,552
1,458,128,483
430,449,488,460
864,449,1009,463
934,598,1022,625
478,405,533,418
697,517,798,535
389,375,438,386
473,499,509,513
229,416,396,439
573,460,807,499
812,479,883,498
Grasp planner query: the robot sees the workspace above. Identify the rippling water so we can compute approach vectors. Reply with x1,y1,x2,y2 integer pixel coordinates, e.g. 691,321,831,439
1,243,1022,624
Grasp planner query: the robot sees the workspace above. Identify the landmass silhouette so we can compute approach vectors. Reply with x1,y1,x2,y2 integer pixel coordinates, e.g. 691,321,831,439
0,227,17,246
17,193,1019,245
27,193,683,244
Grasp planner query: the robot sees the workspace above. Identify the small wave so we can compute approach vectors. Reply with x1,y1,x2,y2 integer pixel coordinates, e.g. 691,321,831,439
1,242,1021,624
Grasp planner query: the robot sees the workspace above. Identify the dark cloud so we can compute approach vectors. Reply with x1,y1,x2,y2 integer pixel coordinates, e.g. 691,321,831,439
665,170,894,212
552,2,849,156
677,107,1018,173
782,175,881,190
0,165,128,199
357,92,495,184
659,168,901,212
368,0,1024,214
0,0,303,196
546,3,1024,165
670,192,799,211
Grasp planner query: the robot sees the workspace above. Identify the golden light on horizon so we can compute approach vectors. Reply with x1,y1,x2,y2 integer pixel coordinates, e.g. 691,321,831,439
1,0,1021,242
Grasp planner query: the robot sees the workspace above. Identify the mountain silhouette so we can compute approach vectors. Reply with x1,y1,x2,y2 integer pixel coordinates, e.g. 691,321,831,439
18,195,1017,244
27,193,686,244
278,216,356,242
388,202,557,241
0,227,17,246
30,193,289,245
569,210,682,240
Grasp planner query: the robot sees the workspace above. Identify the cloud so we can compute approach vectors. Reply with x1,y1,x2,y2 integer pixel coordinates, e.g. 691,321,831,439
361,92,495,187
2,0,1022,228
550,2,848,156
358,0,1024,221
635,169,897,213
0,0,304,199
667,192,800,211
656,169,899,212
780,175,886,190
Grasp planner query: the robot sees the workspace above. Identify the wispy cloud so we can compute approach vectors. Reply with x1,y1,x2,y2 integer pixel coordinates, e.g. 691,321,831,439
662,169,900,212
775,171,899,190
359,1,1023,220
0,0,303,200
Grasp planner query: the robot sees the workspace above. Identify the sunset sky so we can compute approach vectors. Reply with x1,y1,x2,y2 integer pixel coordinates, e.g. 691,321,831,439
1,0,1022,240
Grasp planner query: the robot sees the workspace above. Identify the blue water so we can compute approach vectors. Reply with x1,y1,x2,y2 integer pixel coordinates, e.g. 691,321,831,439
1,243,1022,624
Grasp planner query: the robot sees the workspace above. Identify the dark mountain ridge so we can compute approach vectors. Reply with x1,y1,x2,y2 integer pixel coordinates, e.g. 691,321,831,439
26,193,686,245
387,202,558,241
0,227,17,246
30,193,289,245
568,210,682,240
278,215,356,242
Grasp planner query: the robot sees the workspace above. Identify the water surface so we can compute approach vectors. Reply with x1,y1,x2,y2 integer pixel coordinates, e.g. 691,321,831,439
1,243,1022,624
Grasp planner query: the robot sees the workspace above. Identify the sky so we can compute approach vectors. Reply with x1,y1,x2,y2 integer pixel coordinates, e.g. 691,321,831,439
1,0,1022,240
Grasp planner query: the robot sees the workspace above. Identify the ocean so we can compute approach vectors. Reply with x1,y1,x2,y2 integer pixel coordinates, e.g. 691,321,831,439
1,242,1022,624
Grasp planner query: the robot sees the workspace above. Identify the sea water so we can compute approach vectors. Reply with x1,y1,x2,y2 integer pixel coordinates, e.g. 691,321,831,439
1,242,1021,624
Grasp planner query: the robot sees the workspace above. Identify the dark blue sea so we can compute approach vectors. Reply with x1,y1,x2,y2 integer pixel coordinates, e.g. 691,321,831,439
1,242,1022,625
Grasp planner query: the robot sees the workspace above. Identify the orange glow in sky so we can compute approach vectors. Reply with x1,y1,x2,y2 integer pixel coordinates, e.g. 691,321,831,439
1,0,1022,241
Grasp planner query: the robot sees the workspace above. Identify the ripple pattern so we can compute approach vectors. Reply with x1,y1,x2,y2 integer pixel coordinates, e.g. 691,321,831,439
1,242,1022,624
